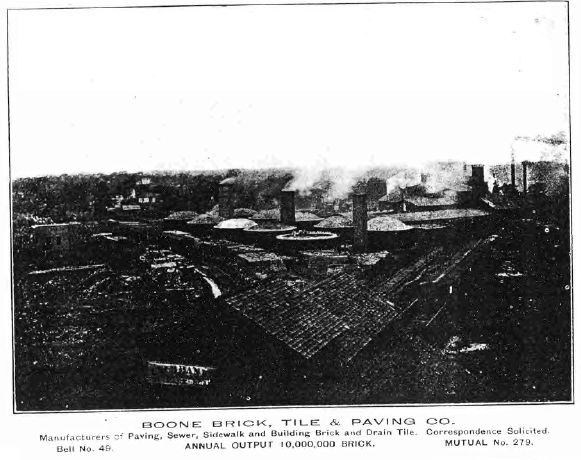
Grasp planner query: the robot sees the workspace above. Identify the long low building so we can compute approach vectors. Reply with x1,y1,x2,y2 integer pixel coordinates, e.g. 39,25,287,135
221,272,404,366
390,208,490,223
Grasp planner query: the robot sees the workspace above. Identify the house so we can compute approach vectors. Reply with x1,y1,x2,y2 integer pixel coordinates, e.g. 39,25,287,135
30,222,82,256
129,179,165,207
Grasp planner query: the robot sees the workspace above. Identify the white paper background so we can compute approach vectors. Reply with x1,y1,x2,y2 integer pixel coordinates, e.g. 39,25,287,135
0,1,578,458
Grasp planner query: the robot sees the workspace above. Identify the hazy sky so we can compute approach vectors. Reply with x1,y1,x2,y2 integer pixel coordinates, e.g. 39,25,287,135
8,2,569,178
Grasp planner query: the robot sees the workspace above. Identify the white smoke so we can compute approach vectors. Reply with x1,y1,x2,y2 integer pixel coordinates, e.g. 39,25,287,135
286,167,323,195
385,170,421,195
284,131,568,201
484,165,496,192
513,131,569,163
287,166,369,200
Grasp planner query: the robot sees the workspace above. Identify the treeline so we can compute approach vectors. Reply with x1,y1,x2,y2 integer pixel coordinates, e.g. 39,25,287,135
11,169,297,223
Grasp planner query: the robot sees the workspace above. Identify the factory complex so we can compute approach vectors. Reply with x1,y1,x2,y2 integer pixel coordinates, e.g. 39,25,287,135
13,160,571,409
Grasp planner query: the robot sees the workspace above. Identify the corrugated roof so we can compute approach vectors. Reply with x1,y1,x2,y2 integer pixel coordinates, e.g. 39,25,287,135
390,209,489,223
300,273,398,355
223,272,401,362
379,188,404,203
225,279,349,359
405,196,458,207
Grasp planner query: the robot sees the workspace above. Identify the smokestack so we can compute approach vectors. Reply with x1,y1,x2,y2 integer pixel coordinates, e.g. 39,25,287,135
522,162,528,196
352,193,368,253
421,173,429,184
510,146,516,187
218,178,235,219
511,163,516,187
280,190,296,225
471,165,484,184
471,165,487,200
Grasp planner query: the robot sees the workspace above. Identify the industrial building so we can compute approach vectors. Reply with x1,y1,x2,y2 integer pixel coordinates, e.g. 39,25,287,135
30,222,82,255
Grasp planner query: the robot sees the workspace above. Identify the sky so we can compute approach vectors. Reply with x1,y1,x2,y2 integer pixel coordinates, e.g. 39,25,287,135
8,2,570,178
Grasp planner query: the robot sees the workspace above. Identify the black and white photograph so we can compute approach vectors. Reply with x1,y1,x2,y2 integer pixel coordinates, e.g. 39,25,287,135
7,0,572,416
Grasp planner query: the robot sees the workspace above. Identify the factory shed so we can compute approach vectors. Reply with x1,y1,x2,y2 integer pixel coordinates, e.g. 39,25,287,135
378,188,405,212
114,221,160,242
293,250,352,278
160,230,199,256
221,272,404,368
481,196,520,213
30,222,83,263
163,211,199,231
391,208,489,224
223,278,349,361
236,252,286,273
404,195,458,211
298,273,400,363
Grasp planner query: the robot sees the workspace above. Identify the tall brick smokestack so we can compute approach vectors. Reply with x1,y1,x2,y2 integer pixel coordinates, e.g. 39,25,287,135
280,190,296,225
218,178,235,219
471,165,487,200
471,165,484,184
511,146,516,188
511,162,516,187
522,162,528,196
352,193,368,253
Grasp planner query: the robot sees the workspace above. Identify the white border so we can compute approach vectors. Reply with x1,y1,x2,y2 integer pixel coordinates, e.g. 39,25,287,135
1,1,578,459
